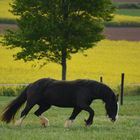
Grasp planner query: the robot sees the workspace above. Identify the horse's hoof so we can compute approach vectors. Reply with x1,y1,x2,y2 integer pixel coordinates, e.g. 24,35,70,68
41,121,49,127
14,119,24,127
64,119,74,128
15,120,22,127
40,115,49,127
41,122,49,127
84,119,92,127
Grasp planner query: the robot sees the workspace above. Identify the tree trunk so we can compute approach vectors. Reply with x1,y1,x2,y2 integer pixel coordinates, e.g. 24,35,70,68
61,0,69,80
61,48,67,80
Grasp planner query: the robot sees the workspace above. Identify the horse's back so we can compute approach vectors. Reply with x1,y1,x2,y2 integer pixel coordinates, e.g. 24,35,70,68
42,79,97,107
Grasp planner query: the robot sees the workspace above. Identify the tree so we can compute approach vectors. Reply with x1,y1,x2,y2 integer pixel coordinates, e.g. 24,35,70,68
3,0,114,80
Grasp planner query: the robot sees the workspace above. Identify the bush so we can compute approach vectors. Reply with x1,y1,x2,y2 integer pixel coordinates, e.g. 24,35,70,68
124,85,140,96
113,85,140,96
0,86,26,96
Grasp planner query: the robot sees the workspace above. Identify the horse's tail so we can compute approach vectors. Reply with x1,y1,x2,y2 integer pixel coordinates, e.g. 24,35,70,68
1,86,28,123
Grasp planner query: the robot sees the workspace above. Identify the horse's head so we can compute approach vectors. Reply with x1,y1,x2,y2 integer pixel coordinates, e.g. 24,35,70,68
105,94,119,122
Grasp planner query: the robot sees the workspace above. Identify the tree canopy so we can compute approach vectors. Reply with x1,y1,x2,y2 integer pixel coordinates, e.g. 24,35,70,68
3,0,115,80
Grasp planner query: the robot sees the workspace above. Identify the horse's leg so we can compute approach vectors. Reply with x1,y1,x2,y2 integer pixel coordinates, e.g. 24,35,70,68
34,105,51,127
64,107,81,128
82,106,94,127
15,102,35,126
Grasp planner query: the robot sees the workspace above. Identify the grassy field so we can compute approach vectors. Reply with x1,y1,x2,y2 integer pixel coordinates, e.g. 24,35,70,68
115,9,140,16
0,1,140,139
0,39,140,85
0,95,140,140
115,2,140,9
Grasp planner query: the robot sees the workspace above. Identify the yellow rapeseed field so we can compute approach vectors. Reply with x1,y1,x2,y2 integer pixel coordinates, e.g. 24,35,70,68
0,0,16,20
0,40,140,85
113,14,140,25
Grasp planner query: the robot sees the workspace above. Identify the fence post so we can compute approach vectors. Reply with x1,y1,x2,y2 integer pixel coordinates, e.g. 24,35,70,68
100,76,103,83
120,73,125,105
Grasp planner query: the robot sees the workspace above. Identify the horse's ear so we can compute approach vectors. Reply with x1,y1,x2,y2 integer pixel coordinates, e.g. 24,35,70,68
116,94,119,102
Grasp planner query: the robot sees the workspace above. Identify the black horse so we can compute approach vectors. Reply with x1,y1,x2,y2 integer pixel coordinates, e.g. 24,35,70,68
1,78,119,127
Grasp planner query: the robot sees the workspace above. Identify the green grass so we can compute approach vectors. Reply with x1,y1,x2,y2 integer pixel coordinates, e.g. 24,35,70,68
0,95,140,140
0,39,140,85
116,9,140,16
115,2,140,9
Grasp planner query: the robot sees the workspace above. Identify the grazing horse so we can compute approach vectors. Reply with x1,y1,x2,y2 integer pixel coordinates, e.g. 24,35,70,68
1,78,119,127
